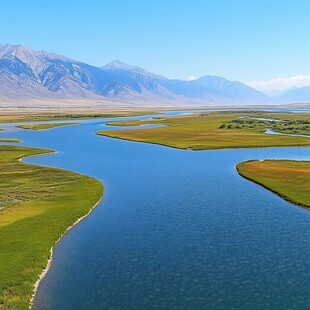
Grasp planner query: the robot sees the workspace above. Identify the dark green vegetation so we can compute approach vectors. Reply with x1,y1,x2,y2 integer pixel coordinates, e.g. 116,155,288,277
0,146,103,309
0,138,21,142
220,117,309,135
98,111,310,150
17,123,79,130
237,160,310,208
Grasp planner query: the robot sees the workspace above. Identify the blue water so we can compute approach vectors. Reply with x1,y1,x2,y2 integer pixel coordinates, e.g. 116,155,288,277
1,114,310,310
265,129,310,139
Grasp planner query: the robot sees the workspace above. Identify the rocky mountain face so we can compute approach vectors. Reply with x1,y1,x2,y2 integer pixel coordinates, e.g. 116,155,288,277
0,44,271,105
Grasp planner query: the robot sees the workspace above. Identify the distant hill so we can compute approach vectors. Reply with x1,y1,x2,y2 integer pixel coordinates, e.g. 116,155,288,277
276,86,310,103
0,44,271,105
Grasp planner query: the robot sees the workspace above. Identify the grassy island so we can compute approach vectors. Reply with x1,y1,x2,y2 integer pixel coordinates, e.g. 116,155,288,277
16,122,80,130
0,145,103,309
237,160,310,208
0,110,159,124
0,138,21,143
98,112,310,150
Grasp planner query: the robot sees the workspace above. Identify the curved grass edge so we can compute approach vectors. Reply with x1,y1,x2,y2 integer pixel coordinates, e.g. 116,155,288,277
97,112,310,151
0,145,104,309
0,138,21,142
29,196,102,308
236,160,310,209
96,131,189,150
16,122,80,131
96,131,310,151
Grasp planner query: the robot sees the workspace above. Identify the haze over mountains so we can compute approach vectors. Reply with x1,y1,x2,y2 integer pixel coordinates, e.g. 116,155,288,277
0,44,308,106
274,86,310,103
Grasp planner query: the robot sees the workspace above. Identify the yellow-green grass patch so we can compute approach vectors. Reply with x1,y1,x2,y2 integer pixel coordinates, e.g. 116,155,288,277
236,160,310,208
0,138,21,143
16,122,80,130
0,110,160,124
98,112,310,150
0,145,103,309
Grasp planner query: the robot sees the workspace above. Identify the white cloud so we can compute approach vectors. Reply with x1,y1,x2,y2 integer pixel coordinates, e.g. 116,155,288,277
245,75,310,91
185,75,198,81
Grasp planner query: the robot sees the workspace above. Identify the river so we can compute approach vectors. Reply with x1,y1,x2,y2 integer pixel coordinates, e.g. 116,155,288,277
1,112,310,309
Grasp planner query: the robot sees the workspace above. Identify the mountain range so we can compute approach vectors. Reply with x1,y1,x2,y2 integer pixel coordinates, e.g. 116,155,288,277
274,86,310,103
0,44,307,105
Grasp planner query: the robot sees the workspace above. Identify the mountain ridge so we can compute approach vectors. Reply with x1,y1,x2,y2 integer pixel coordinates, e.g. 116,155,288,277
276,86,310,103
0,44,272,105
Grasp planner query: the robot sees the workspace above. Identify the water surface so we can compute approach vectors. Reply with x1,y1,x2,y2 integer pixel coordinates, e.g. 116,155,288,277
1,114,310,310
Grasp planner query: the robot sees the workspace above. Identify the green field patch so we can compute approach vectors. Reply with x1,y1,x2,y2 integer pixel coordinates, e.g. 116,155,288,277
220,117,310,135
98,111,310,150
0,145,103,309
236,160,310,208
16,122,80,130
0,138,21,143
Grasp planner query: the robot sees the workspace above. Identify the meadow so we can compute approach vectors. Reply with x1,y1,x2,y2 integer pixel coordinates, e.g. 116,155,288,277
0,145,103,309
236,160,310,208
17,123,79,130
0,110,158,123
98,111,310,150
0,138,21,142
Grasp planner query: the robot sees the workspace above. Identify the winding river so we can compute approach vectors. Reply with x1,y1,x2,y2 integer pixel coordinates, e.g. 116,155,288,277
1,111,310,309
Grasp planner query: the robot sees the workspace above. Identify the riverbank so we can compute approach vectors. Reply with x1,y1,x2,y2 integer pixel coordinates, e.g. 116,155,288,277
30,196,102,308
0,138,21,142
0,108,160,123
16,122,80,131
236,160,310,208
0,145,103,309
98,111,310,150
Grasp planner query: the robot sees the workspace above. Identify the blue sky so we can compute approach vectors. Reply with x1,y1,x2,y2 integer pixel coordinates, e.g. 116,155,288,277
1,0,310,89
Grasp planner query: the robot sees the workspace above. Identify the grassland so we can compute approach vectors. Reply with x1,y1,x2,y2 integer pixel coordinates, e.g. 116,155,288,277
221,117,309,135
16,122,79,130
236,160,310,208
0,145,103,309
0,138,21,142
0,110,158,123
98,111,310,150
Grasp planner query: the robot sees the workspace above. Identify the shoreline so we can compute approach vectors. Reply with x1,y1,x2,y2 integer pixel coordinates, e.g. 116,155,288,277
29,196,103,309
96,131,310,151
236,161,310,210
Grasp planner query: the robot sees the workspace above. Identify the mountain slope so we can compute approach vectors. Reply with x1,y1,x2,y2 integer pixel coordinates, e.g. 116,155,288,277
276,86,310,103
101,61,270,104
159,76,269,104
0,44,110,99
0,44,271,105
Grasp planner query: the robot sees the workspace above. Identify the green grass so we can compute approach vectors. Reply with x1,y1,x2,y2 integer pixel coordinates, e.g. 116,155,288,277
236,160,310,208
98,111,310,150
16,123,80,130
0,145,103,309
0,111,160,123
220,117,309,135
0,138,21,143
